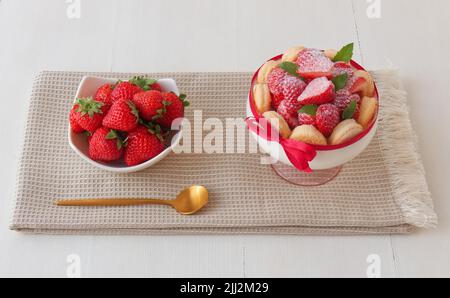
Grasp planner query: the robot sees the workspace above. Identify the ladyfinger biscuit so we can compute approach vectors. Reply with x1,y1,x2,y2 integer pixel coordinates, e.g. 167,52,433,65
354,70,375,97
282,46,305,62
263,111,292,139
324,49,338,60
253,83,272,114
290,125,328,146
328,119,364,145
257,60,280,84
357,96,378,128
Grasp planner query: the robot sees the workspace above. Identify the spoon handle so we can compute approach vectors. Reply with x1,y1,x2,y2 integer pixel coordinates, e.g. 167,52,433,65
56,199,172,207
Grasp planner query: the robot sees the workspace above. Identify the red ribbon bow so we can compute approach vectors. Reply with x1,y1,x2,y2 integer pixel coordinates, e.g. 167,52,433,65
246,117,316,173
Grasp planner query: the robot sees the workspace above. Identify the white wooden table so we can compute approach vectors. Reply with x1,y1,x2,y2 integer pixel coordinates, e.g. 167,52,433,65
0,0,449,278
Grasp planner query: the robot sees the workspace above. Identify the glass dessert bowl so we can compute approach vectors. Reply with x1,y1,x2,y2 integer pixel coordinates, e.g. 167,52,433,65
246,44,379,186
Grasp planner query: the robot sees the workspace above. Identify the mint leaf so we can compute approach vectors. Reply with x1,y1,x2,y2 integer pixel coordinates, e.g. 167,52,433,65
333,43,354,63
279,62,304,80
342,100,357,120
332,73,348,91
298,105,318,116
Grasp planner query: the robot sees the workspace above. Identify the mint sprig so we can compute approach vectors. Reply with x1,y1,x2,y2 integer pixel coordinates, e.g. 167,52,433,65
332,43,354,63
298,105,318,116
332,73,349,91
279,62,304,81
342,100,357,120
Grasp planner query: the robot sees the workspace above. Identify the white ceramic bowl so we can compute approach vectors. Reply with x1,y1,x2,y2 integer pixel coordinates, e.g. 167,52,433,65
248,57,379,171
68,76,183,173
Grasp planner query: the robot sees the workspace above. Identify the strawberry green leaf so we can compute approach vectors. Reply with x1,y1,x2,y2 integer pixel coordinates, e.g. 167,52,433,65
298,104,318,116
332,43,354,63
162,100,172,107
76,97,104,118
183,101,190,107
127,101,140,122
332,73,349,91
279,62,304,80
106,130,118,140
179,94,187,101
129,76,158,91
342,100,357,120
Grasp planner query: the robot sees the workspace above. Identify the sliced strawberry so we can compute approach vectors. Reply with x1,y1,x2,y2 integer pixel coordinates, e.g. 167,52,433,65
296,49,334,79
298,77,335,105
347,76,367,94
277,99,301,128
316,104,340,137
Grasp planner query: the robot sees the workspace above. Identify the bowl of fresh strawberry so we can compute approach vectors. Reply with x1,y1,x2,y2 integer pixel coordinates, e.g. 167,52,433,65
69,76,189,173
247,43,379,177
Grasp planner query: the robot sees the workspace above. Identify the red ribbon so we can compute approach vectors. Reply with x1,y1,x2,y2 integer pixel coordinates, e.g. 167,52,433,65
246,117,316,173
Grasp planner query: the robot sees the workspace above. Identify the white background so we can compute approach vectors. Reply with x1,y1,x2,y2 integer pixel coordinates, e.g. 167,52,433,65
0,0,449,278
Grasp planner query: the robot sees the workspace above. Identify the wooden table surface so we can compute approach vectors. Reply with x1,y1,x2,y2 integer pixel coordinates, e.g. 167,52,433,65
0,0,449,278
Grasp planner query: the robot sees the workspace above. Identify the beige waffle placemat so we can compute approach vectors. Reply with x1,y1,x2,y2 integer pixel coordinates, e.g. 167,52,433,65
10,70,437,235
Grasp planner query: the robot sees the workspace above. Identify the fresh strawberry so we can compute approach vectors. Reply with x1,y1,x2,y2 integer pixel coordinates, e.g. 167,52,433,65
111,81,143,102
69,104,85,133
316,104,340,137
298,113,316,126
129,76,163,92
333,89,361,112
282,75,307,102
156,92,189,128
132,90,165,121
296,48,334,79
331,62,354,78
124,125,165,166
88,127,124,162
149,82,163,92
267,67,287,97
272,94,284,110
267,67,306,103
102,100,139,132
298,77,335,105
94,83,114,106
74,97,108,132
297,105,318,126
277,100,301,128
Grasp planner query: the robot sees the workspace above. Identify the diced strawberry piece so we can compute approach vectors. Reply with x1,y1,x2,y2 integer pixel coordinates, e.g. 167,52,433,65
316,104,340,137
331,62,354,78
277,99,301,129
333,89,361,112
347,76,367,94
296,49,334,79
298,77,335,105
